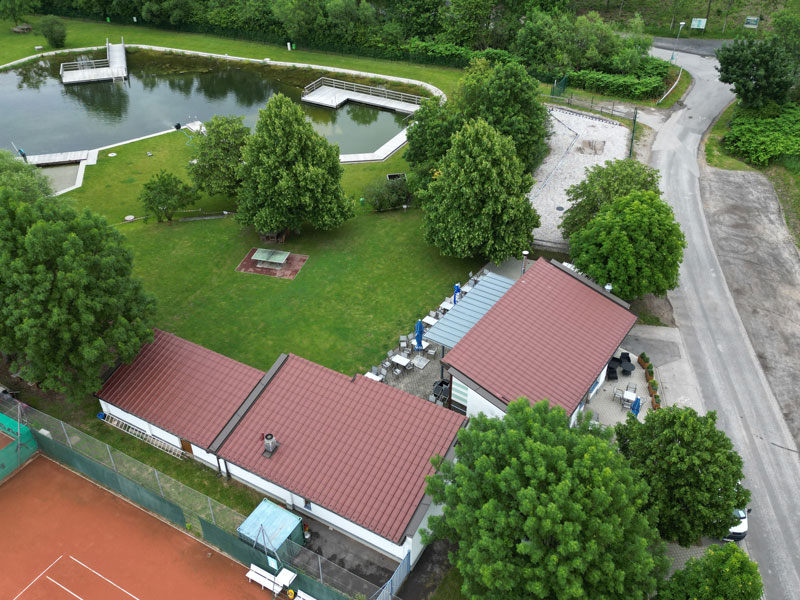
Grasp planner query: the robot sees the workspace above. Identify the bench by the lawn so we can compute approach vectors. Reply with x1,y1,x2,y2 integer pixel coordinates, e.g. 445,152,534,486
245,564,282,594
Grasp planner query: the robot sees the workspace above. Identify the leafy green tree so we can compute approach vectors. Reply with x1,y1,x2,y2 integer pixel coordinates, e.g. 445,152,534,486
569,12,621,72
570,190,686,300
658,543,763,600
453,58,550,172
405,97,463,182
138,170,195,223
425,399,668,600
440,0,494,49
0,189,155,398
560,159,661,239
616,407,750,546
40,15,67,48
512,9,573,77
771,9,800,85
0,0,39,24
0,149,52,201
188,114,249,197
716,38,793,109
237,93,353,236
271,0,326,41
419,119,538,263
398,0,443,38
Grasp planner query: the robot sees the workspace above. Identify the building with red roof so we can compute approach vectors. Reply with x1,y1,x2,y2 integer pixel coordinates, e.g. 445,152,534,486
443,259,637,422
97,331,465,564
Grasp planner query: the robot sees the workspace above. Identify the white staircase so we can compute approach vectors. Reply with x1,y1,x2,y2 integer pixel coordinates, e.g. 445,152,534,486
103,413,184,459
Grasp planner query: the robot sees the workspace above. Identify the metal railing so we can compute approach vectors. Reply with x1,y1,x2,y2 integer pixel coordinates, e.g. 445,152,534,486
303,77,425,106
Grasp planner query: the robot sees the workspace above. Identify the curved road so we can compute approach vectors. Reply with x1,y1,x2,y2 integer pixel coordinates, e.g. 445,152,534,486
649,47,800,599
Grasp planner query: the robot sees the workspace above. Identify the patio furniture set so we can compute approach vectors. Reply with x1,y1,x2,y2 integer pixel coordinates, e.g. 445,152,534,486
613,382,639,411
606,351,635,381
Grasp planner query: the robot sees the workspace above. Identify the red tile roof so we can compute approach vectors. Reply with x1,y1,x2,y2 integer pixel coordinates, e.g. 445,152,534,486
444,259,636,415
98,329,265,448
218,354,466,543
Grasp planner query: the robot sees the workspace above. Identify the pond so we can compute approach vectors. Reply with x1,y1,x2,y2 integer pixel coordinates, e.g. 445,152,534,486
0,51,409,156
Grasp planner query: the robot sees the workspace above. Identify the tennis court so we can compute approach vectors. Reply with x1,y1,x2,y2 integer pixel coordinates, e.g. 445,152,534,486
0,431,11,450
0,456,279,600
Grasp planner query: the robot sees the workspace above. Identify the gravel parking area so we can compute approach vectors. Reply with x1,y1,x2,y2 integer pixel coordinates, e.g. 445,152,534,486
531,107,630,243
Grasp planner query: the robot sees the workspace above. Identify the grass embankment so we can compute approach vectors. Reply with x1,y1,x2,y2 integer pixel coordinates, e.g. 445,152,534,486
0,15,462,95
704,102,800,245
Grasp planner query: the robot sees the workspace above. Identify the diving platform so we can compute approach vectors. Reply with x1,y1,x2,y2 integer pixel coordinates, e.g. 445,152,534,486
24,150,89,166
60,38,127,84
301,77,424,114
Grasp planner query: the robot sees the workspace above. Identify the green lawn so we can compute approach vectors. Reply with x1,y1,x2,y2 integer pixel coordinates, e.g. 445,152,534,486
0,16,462,96
704,102,754,171
430,568,466,600
63,132,481,376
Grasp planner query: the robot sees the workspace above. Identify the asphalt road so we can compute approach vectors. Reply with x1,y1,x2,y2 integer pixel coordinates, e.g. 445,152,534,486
652,36,729,57
648,47,800,600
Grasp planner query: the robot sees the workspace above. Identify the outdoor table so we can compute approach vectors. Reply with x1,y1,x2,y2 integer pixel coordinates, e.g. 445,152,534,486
275,568,297,589
620,360,635,375
422,315,438,327
391,355,411,368
252,248,290,269
439,301,454,313
411,355,430,369
411,340,430,351
622,390,637,407
461,283,474,294
364,372,383,381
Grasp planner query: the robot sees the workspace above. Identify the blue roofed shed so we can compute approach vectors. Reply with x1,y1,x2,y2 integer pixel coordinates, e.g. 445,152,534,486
237,498,304,554
424,272,515,349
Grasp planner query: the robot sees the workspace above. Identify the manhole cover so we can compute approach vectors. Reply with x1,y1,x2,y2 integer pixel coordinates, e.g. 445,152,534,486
107,152,117,157
124,215,135,222
556,206,564,211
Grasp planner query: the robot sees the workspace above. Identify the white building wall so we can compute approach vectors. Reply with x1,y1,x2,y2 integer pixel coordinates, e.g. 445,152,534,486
226,462,294,505
191,444,224,473
99,400,183,448
408,501,443,566
149,424,181,447
454,376,506,419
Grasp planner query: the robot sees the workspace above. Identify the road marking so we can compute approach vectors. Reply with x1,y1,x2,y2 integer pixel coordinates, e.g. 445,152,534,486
70,556,141,600
12,554,63,600
46,577,84,599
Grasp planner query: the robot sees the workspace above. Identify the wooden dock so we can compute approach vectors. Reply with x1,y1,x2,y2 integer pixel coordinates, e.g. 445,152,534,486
301,77,423,114
61,38,127,84
24,150,89,166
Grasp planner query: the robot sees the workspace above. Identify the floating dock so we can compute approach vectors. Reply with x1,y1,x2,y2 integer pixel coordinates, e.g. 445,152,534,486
60,38,127,84
23,150,89,166
301,77,423,114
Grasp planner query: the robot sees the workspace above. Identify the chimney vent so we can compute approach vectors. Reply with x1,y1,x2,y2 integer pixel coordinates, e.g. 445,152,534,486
263,433,279,457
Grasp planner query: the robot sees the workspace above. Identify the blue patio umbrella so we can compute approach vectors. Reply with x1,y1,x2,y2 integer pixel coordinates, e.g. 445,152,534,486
453,283,461,305
415,319,424,351
630,397,641,417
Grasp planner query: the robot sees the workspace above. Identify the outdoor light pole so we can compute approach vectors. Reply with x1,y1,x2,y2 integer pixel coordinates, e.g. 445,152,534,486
671,21,686,62
521,250,529,275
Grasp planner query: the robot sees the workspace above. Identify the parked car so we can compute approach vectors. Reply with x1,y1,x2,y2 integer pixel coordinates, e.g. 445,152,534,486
723,507,750,541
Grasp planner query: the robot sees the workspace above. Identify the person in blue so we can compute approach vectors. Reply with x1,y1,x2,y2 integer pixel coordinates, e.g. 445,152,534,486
18,148,27,163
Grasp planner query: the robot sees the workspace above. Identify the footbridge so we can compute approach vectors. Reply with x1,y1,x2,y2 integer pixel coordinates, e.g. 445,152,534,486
60,38,127,84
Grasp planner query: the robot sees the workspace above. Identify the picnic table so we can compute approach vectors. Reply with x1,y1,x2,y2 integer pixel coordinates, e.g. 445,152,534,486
252,248,290,269
391,355,411,368
422,315,438,327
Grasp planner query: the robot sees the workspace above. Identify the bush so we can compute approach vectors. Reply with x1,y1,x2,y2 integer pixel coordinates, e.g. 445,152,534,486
723,104,800,166
40,16,67,49
635,57,670,80
568,70,665,100
364,177,412,211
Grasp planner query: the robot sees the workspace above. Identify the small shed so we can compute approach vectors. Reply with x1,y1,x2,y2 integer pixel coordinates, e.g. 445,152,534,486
237,498,304,555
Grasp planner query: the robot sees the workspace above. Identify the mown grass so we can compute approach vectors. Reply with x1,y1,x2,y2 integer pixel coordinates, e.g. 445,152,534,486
62,132,482,377
0,15,463,95
704,102,754,171
430,567,466,600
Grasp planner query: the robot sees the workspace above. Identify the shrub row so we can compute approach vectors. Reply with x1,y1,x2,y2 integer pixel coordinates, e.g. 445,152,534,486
567,70,665,100
723,104,800,166
635,57,670,80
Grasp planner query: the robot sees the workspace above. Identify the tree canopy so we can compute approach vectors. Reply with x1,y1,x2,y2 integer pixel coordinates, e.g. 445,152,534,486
0,153,155,397
188,114,250,197
419,119,539,264
0,0,39,24
616,407,750,546
716,38,794,109
0,150,52,202
425,399,668,600
560,159,661,239
139,170,195,223
658,543,763,600
405,97,463,182
570,190,686,300
236,93,353,236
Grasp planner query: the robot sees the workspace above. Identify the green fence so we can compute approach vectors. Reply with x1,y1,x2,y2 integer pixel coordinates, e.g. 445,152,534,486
0,409,37,483
551,75,568,97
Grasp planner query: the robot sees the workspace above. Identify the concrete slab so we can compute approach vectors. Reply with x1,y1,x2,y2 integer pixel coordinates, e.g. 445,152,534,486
40,164,80,193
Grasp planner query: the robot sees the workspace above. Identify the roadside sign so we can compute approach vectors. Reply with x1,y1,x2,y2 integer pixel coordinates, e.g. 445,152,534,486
744,16,760,28
690,18,707,29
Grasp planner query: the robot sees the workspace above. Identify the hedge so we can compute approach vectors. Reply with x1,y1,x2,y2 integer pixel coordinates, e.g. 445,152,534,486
567,70,665,100
723,104,800,166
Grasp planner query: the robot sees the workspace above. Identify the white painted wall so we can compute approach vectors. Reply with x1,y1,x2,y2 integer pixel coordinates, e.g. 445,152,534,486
99,400,184,448
192,444,225,473
590,366,606,399
408,502,443,566
150,423,181,447
454,376,506,419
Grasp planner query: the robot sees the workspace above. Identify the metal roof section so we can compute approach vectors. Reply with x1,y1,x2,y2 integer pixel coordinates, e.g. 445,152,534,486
424,272,515,349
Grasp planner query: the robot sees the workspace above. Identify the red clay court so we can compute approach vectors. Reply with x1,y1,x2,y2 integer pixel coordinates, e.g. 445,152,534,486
0,431,12,450
0,456,274,600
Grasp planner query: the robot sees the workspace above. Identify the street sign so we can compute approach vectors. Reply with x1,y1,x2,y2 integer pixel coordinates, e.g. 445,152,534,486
691,18,707,29
744,16,760,28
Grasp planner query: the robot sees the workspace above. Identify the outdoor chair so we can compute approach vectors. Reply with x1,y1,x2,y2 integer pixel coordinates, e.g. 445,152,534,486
468,271,473,279
606,365,618,381
613,388,624,401
427,347,436,359
405,361,413,371
383,351,394,369
620,352,631,363
429,394,437,403
429,310,437,318
380,367,388,381
399,336,407,351
371,366,379,375
626,382,637,393
392,366,403,377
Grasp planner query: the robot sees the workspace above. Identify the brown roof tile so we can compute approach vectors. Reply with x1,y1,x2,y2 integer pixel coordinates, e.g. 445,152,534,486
444,259,636,415
98,329,265,448
218,354,465,543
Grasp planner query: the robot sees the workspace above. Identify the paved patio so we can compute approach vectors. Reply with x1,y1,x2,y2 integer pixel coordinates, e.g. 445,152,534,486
586,347,652,428
376,341,450,404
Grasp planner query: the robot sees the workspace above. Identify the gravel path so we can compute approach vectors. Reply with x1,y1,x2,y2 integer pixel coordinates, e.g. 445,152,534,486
530,107,630,243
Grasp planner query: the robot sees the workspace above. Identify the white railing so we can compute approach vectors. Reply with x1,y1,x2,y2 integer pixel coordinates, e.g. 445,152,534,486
302,77,425,105
59,58,110,77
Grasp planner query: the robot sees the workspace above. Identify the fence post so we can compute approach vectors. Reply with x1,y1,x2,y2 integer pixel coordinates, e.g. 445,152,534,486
154,468,165,496
629,107,638,158
318,555,323,584
60,422,72,448
107,444,117,472
208,497,216,525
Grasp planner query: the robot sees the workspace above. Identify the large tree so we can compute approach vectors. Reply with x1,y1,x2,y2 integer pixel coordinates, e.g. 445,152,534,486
426,399,668,599
716,38,793,109
570,190,686,300
188,114,250,197
0,149,52,201
0,0,39,24
616,407,750,546
419,119,538,263
560,159,661,239
139,170,195,223
658,543,763,600
237,93,353,236
0,176,155,397
405,97,463,183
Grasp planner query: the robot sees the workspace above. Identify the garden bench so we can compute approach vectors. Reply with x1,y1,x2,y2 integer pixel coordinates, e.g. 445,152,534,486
296,590,319,600
246,564,282,594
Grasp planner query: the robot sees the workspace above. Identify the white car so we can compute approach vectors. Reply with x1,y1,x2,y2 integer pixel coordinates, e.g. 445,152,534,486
724,507,750,541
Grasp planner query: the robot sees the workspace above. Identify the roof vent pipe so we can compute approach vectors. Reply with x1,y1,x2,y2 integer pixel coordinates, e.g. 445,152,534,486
604,283,613,293
263,433,279,457
521,250,529,275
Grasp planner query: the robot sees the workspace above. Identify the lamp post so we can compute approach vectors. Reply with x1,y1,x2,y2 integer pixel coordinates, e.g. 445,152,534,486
671,21,686,63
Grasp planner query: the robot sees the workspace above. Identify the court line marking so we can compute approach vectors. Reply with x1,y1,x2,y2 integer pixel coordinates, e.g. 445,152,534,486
12,554,63,600
46,576,84,600
70,555,141,600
